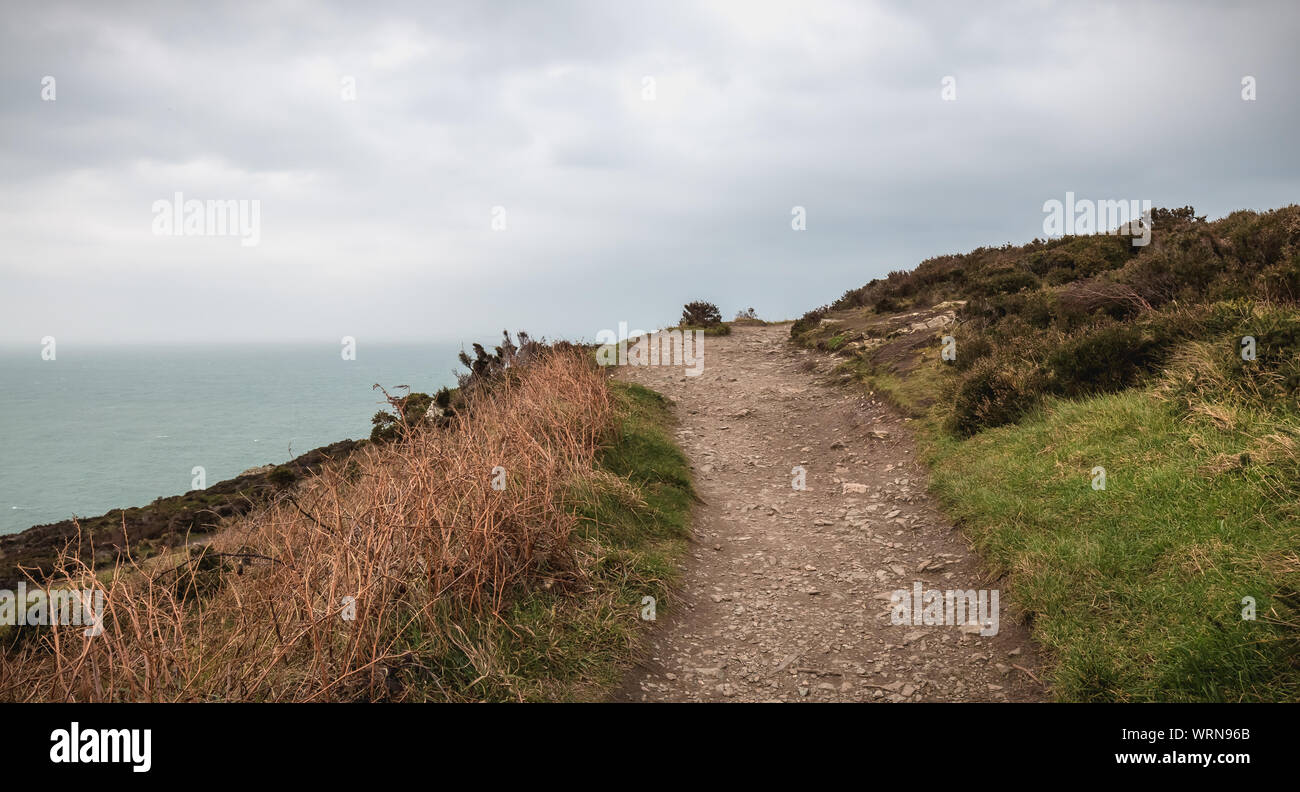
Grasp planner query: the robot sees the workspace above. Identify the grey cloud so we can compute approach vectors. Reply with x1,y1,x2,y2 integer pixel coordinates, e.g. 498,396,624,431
1,0,1298,345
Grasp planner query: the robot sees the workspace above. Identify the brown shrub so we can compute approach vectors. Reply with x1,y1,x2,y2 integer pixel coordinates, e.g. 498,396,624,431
1057,279,1152,319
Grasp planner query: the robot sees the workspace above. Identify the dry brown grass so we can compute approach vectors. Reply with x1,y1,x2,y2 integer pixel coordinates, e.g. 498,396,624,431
0,347,614,702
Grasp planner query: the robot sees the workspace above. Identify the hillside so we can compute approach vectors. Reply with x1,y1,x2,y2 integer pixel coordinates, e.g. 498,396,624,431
792,205,1300,701
0,342,693,702
0,440,360,590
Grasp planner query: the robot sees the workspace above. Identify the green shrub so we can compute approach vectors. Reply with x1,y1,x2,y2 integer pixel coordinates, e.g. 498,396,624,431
680,301,722,327
790,306,827,338
1260,253,1300,303
951,327,994,372
977,268,1040,296
874,295,904,313
1221,304,1300,404
1044,322,1160,397
371,390,434,442
947,358,1042,435
267,466,298,489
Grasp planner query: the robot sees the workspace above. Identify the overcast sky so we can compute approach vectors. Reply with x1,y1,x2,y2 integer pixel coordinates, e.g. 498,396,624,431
2,0,1298,346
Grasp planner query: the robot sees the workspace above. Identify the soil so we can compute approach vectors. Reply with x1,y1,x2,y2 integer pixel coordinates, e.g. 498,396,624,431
612,323,1047,702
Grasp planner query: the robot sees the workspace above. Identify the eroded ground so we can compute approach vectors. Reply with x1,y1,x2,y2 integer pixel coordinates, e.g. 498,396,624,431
612,323,1047,702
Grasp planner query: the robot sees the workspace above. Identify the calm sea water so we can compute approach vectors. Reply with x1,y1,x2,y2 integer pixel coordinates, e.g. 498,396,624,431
0,343,463,535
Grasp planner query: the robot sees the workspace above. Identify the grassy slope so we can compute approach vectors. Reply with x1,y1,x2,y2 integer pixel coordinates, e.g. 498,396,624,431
791,205,1300,700
926,389,1299,701
809,331,1299,701
437,381,693,701
1,366,693,701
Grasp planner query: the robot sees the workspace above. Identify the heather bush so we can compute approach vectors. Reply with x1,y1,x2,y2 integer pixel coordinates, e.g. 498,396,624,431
947,358,1042,436
790,305,828,337
1044,322,1160,398
680,301,722,327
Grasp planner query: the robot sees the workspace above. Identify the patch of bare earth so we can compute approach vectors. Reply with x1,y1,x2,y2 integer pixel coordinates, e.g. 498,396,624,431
611,323,1046,702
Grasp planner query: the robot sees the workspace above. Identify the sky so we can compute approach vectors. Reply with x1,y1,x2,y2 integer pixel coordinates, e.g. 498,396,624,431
2,0,1298,346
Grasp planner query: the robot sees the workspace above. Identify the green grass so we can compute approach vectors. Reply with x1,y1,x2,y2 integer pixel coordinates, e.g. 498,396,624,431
923,388,1300,701
790,203,1300,699
796,316,1300,700
418,380,693,701
834,353,949,419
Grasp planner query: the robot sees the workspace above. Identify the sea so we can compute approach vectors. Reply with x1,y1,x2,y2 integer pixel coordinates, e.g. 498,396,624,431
0,343,465,535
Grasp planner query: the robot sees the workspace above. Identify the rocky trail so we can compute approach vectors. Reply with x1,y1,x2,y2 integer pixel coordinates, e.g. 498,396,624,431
612,323,1047,702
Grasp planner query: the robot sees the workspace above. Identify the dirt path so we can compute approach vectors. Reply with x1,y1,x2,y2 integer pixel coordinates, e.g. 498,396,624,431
612,324,1047,702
